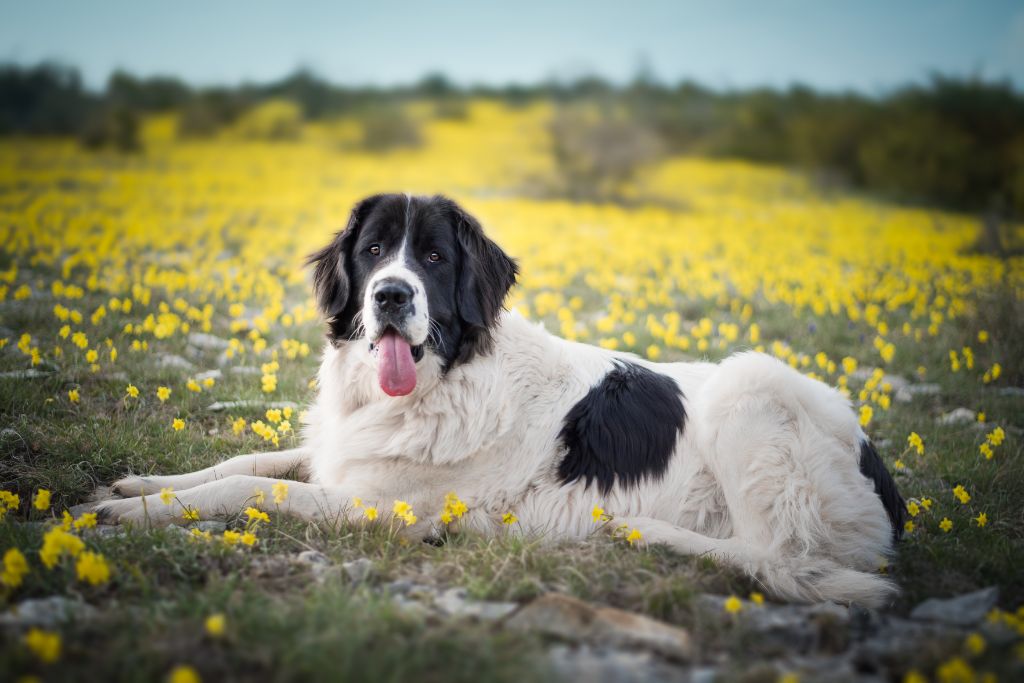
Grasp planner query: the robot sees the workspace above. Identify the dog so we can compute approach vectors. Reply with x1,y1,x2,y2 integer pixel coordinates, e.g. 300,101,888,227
100,193,906,606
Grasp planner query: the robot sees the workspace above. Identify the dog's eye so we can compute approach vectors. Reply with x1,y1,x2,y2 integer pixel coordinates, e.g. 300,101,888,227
428,251,441,263
368,245,381,256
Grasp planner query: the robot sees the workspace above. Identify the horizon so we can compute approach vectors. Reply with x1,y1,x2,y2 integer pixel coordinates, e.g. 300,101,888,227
1,0,1022,94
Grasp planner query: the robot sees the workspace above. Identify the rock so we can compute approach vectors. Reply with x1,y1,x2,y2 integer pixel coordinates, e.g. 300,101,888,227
0,368,52,379
694,595,850,656
229,366,262,376
342,558,374,583
0,428,22,442
155,353,196,372
435,587,518,621
104,371,129,382
82,524,126,539
0,596,98,629
937,407,977,425
505,593,693,662
547,644,686,683
294,550,341,582
997,386,1024,397
296,550,330,566
188,332,231,351
895,383,941,403
196,520,227,533
909,587,999,626
195,369,223,382
207,400,299,412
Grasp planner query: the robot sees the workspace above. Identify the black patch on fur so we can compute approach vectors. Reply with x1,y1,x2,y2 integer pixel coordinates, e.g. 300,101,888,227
557,362,686,494
859,440,907,543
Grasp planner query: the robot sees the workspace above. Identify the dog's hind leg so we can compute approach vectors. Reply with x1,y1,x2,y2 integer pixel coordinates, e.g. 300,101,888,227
111,447,311,498
613,515,896,607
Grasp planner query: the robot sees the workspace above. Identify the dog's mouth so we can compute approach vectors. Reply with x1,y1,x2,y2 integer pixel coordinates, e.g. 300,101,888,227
369,327,424,397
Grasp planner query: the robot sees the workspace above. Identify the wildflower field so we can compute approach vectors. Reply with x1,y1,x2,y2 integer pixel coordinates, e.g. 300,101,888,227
1,101,1023,682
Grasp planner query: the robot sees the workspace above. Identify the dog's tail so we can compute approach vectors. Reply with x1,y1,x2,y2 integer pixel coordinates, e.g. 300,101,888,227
734,548,898,607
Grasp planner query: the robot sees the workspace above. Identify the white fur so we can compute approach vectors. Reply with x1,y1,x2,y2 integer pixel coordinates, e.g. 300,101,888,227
361,236,430,346
104,310,897,606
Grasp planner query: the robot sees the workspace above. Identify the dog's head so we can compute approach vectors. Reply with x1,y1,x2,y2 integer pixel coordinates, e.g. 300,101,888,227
308,194,518,397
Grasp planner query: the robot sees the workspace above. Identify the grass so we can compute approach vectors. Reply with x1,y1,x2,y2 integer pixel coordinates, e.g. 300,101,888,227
1,118,1022,680
2,272,1021,681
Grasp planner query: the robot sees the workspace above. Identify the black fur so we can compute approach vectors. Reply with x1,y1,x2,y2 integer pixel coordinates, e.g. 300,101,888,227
306,194,385,342
858,440,906,543
307,194,518,370
557,361,686,494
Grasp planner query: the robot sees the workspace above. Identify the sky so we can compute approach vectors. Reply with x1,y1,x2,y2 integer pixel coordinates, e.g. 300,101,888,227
1,0,1022,92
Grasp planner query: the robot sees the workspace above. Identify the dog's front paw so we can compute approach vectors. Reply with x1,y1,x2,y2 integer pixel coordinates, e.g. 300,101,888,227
111,475,154,498
95,497,175,527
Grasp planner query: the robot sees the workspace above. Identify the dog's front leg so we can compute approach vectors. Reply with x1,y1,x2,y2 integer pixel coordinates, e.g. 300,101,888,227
111,448,311,497
97,474,350,527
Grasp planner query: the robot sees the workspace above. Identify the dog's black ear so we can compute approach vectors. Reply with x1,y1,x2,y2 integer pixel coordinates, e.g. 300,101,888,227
441,197,518,362
306,195,382,340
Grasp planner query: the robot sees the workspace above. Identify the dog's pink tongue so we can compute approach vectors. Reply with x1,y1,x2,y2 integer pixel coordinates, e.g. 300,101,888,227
377,329,417,396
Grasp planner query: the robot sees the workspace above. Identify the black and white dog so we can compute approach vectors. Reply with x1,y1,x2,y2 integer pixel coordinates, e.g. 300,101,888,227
101,194,906,606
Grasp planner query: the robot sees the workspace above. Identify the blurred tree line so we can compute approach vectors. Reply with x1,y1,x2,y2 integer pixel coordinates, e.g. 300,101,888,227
2,62,1022,221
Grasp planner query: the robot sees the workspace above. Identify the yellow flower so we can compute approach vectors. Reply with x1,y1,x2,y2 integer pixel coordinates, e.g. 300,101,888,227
907,432,924,455
172,418,186,431
231,417,246,435
24,628,61,663
502,512,518,525
904,520,915,534
33,488,51,511
240,532,258,546
252,488,265,505
952,485,971,504
222,530,241,546
157,386,171,402
749,592,765,606
858,405,872,427
724,595,743,614
393,500,412,516
39,527,84,568
160,487,175,505
1,547,29,588
167,665,202,683
363,506,378,521
592,505,608,523
75,551,111,585
626,528,642,545
126,384,139,398
973,512,988,528
979,443,993,459
940,517,953,533
936,657,974,683
85,349,98,363
964,632,985,656
68,389,80,403
906,501,919,517
205,613,226,637
182,506,200,522
272,481,289,504
245,507,270,524
186,379,201,392
73,512,98,530
0,489,19,509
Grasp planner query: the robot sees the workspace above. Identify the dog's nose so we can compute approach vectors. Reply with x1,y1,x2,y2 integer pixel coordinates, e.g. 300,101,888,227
374,279,414,312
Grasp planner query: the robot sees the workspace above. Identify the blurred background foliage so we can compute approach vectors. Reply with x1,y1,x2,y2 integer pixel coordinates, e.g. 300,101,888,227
2,62,1022,226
